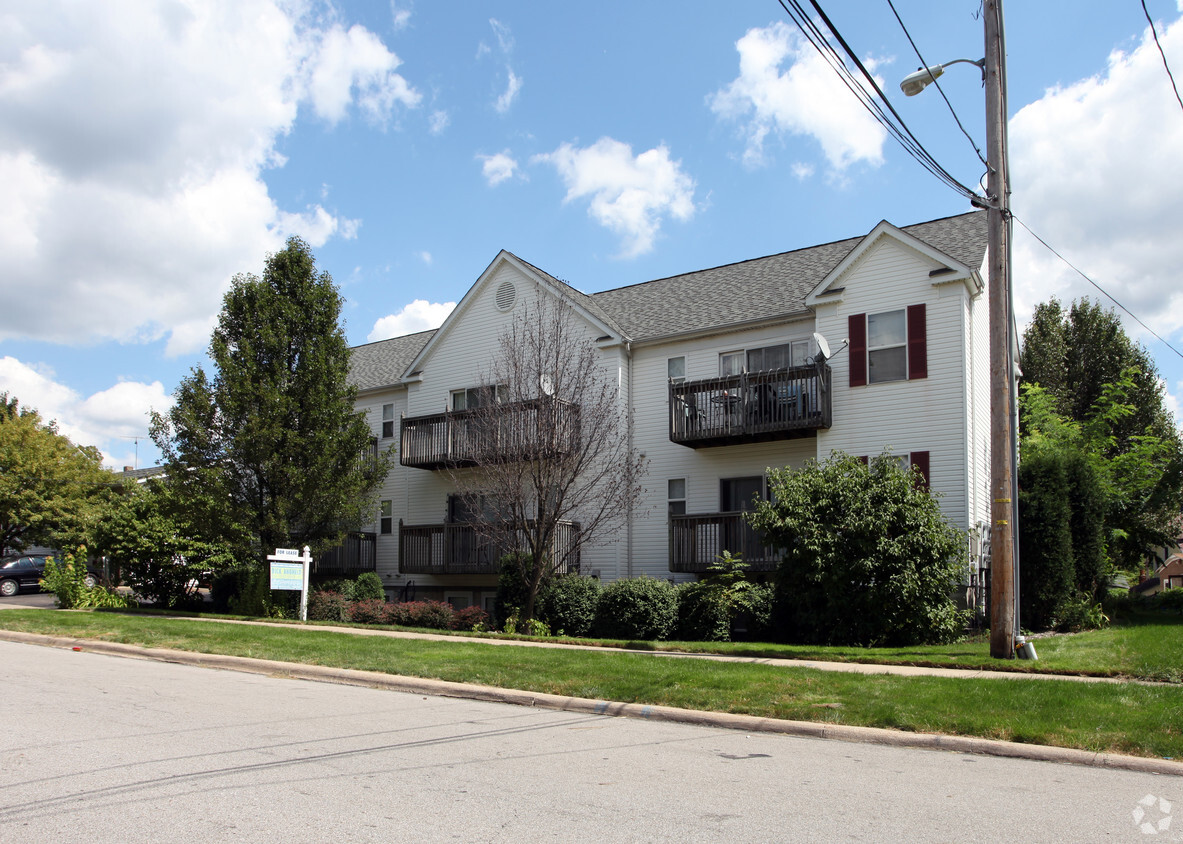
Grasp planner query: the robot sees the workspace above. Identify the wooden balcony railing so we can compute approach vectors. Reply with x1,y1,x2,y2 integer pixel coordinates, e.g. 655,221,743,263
400,398,580,470
669,366,831,448
314,531,377,577
398,519,581,576
669,512,778,574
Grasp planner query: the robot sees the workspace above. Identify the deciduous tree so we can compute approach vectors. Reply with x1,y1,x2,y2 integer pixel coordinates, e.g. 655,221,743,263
0,393,113,555
448,296,647,621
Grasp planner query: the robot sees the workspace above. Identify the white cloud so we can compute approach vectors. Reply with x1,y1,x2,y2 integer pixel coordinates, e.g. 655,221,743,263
478,151,519,186
1009,11,1183,345
418,251,433,265
429,109,450,134
390,2,412,31
0,356,173,468
535,137,696,258
368,300,456,342
307,24,421,124
496,69,522,114
710,21,887,171
484,19,522,114
791,162,815,180
0,1,419,356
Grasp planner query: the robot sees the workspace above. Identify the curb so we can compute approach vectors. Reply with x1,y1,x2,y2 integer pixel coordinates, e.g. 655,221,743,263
3,629,1181,778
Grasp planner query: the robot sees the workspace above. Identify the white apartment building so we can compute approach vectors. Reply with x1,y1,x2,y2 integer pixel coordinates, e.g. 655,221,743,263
347,211,991,611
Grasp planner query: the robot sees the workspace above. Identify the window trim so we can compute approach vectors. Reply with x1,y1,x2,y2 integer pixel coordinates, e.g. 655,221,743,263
849,304,927,387
667,356,686,384
381,403,395,439
668,478,687,516
718,340,812,376
379,500,393,535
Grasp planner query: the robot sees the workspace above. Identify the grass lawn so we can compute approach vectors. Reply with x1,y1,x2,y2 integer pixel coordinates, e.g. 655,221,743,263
1,608,1181,760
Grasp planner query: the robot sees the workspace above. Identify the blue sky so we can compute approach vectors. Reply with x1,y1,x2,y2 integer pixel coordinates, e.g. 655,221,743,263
3,1,1183,469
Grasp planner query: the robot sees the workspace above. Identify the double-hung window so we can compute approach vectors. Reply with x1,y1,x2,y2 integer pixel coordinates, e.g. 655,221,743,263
379,500,393,534
381,404,395,438
668,478,687,516
867,310,907,383
848,304,927,386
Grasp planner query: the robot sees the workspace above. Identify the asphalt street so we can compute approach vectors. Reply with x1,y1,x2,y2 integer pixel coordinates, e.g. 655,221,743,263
1,640,1178,843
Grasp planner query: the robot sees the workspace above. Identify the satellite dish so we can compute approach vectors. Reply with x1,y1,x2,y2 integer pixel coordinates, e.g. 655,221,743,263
812,332,831,363
539,373,556,396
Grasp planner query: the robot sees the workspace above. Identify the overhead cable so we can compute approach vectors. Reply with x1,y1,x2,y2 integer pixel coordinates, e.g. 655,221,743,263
774,0,983,203
1013,215,1183,361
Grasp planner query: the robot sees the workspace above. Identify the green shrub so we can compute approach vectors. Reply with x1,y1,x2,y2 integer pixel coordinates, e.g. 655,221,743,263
594,576,678,641
495,552,536,626
40,548,90,610
750,452,969,647
502,612,551,636
211,567,249,613
40,547,135,610
315,577,357,602
349,598,387,624
539,575,600,637
353,572,385,601
1054,592,1109,632
676,553,774,642
1156,589,1183,614
227,565,296,618
1018,449,1076,630
308,590,350,622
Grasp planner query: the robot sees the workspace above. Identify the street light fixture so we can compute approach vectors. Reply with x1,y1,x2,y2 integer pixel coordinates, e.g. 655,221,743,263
899,58,985,97
897,2,1019,660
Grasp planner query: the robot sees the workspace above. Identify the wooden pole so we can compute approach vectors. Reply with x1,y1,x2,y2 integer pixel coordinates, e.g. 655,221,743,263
985,0,1016,659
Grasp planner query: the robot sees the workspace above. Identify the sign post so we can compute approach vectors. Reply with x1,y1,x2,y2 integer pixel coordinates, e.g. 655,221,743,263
267,546,313,621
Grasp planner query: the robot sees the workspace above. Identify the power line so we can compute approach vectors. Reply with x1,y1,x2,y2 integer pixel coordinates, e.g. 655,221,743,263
885,0,989,168
1141,0,1183,116
774,0,982,203
1013,214,1183,361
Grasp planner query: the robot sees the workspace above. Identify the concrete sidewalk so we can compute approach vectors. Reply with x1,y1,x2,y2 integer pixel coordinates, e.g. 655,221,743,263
200,615,1164,686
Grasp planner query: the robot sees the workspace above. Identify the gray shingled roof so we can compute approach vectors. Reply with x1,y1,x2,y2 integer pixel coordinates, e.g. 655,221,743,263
348,211,987,384
589,211,987,342
349,329,435,392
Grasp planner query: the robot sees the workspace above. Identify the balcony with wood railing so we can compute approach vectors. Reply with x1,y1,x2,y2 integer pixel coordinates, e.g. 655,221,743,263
669,365,831,448
313,531,377,577
669,512,778,574
398,519,581,576
400,398,580,470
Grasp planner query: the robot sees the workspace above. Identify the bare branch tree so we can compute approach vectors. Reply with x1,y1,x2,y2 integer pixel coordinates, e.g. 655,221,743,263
446,294,647,620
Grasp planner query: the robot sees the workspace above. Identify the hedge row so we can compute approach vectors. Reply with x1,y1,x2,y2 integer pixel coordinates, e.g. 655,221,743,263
307,592,490,631
530,572,772,643
306,570,773,643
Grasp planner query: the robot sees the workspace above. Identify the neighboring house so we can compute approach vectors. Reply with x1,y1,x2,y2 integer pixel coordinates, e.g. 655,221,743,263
1132,556,1183,596
349,211,992,611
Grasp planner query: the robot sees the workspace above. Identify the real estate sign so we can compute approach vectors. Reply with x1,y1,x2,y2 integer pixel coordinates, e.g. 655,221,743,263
266,546,312,620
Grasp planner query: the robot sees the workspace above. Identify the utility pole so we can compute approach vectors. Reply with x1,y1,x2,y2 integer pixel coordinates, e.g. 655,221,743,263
984,0,1016,659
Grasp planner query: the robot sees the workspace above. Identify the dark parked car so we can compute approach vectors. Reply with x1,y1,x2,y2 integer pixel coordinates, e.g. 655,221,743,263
0,554,100,597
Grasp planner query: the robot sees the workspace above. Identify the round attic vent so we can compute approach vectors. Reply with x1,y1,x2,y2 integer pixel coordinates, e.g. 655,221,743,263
495,280,517,312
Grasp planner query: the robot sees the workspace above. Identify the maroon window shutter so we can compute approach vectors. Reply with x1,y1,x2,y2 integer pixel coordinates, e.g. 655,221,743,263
907,303,927,380
849,313,867,387
911,450,930,490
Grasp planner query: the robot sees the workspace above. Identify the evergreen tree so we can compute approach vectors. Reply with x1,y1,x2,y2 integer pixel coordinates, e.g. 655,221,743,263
151,237,391,565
